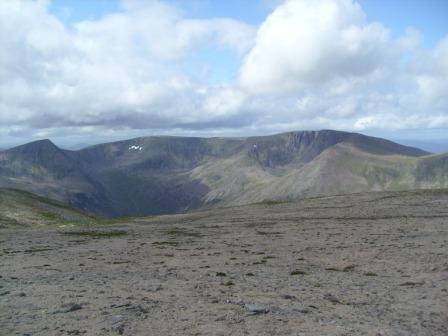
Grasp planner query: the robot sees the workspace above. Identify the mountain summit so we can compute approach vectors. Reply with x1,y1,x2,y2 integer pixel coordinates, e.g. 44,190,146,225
0,130,445,217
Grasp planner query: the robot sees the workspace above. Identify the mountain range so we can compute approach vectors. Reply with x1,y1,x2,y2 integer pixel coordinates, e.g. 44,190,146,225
0,130,447,218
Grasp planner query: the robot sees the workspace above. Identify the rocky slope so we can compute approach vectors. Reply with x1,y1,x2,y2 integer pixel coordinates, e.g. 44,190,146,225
0,188,94,227
1,189,447,335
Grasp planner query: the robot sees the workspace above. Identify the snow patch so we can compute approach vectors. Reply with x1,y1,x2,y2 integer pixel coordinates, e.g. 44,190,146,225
129,145,143,151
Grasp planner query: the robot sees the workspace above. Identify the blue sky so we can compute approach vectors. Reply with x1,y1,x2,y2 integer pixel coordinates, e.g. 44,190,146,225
359,0,448,47
0,0,447,149
49,0,448,47
49,0,272,25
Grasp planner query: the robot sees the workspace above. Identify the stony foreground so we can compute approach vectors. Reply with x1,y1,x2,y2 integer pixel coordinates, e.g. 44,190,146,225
1,190,448,335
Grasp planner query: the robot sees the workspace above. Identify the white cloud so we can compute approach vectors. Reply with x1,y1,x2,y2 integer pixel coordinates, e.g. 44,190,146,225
414,36,448,108
237,0,448,133
202,87,246,117
75,0,255,61
239,0,391,94
0,0,255,132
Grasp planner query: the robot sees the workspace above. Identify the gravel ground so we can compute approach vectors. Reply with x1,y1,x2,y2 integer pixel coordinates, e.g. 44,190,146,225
1,190,448,335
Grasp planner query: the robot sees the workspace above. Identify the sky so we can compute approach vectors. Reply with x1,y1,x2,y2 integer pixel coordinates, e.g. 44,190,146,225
0,0,447,149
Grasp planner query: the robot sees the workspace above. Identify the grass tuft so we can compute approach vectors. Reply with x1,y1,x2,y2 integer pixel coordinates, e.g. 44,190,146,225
60,230,128,238
152,241,179,246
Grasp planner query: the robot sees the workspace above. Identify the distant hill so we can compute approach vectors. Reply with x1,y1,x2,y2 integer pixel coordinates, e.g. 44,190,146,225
1,129,446,218
0,188,94,227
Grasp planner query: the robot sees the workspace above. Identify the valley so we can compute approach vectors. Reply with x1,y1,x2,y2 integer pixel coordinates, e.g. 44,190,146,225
1,130,447,218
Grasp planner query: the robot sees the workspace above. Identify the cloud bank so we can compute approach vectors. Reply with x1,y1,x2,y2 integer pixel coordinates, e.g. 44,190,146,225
0,0,447,145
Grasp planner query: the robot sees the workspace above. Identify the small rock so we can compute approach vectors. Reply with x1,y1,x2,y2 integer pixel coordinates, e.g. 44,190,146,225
128,304,149,314
323,293,341,304
63,303,82,313
215,315,226,321
110,315,124,324
112,323,125,335
221,280,234,286
399,281,424,286
111,302,131,308
282,294,297,300
245,304,269,314
295,308,310,314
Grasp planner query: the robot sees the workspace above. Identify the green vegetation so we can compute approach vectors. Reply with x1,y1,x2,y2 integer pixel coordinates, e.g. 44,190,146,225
260,199,288,206
60,230,128,238
325,264,356,272
23,247,54,254
152,241,179,246
221,281,234,286
0,188,94,227
256,230,283,235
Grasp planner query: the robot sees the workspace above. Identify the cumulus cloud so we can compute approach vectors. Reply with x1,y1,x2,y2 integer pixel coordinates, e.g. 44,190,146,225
0,0,255,135
239,0,392,93
75,0,255,60
0,0,447,146
238,0,448,133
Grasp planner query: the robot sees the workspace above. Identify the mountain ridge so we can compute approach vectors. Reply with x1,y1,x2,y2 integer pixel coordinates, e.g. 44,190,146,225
0,130,445,217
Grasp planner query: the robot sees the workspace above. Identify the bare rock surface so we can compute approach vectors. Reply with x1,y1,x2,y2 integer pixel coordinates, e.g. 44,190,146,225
1,189,448,335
